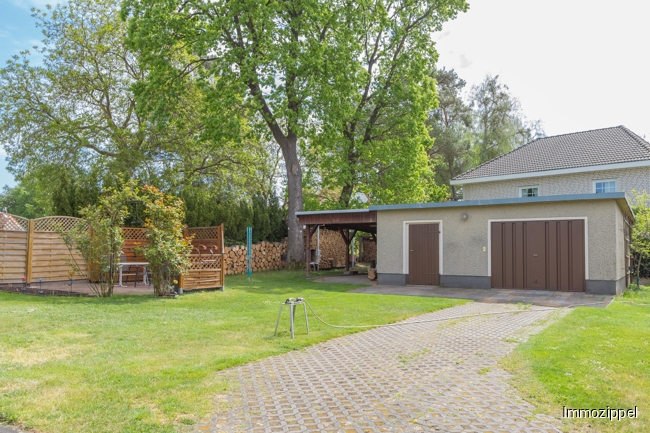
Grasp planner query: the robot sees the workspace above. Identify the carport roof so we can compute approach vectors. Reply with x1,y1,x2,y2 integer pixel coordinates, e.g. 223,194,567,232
367,192,634,221
296,208,377,234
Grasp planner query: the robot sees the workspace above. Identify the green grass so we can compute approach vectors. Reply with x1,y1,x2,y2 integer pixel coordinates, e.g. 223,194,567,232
502,285,650,432
0,270,466,433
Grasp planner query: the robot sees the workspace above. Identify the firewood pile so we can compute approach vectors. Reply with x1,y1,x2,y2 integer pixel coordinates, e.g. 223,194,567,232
223,241,287,275
361,236,377,262
306,228,348,269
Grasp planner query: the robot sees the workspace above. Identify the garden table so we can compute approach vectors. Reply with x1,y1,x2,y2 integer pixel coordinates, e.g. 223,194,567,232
118,262,149,287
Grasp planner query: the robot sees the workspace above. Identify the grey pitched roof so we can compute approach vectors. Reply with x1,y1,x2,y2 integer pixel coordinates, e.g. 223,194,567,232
453,126,650,182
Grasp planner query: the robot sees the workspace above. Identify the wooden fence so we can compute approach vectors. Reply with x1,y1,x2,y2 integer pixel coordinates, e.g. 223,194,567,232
0,213,224,290
0,214,87,283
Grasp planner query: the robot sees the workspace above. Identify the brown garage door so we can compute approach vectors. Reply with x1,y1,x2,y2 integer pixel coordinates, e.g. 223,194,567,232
491,220,585,291
408,223,440,285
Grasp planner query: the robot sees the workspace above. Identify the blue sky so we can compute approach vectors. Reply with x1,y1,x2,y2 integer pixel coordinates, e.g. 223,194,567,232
1,0,53,188
1,0,649,190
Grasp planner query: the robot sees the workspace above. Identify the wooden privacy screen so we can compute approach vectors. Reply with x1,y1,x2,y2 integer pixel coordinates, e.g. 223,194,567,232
0,214,225,290
122,224,225,291
491,219,585,292
183,224,225,290
0,215,87,284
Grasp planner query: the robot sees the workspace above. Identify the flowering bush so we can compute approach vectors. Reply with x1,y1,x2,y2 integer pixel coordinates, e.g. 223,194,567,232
136,185,193,296
60,183,137,297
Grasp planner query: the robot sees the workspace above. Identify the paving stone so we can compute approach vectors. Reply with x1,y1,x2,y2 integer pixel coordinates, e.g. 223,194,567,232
198,303,563,432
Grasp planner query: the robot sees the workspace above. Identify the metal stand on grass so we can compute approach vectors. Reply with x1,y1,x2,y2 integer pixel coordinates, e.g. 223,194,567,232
274,298,309,339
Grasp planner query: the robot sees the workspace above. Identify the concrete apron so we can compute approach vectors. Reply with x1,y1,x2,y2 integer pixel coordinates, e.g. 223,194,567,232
348,284,614,308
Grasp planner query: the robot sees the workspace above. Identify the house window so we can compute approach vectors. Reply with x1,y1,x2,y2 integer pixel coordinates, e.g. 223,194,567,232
594,180,616,193
519,186,539,197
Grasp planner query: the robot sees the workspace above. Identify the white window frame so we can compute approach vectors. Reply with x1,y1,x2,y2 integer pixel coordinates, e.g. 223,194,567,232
593,179,617,193
519,186,540,197
487,217,589,280
402,220,443,276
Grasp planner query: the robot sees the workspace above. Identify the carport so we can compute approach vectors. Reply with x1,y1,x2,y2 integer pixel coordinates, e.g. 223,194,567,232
296,209,377,277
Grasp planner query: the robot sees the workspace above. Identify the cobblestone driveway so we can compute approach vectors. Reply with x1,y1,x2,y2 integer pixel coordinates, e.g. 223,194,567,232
199,303,563,432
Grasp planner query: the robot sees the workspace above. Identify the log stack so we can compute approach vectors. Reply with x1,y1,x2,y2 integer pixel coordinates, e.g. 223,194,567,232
306,228,347,269
361,236,377,262
223,240,287,275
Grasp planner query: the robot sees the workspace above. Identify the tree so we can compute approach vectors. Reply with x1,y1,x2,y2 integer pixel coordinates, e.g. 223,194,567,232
120,0,466,261
469,74,542,165
136,185,193,296
0,0,259,198
308,1,466,208
631,190,650,286
0,183,49,218
428,68,473,200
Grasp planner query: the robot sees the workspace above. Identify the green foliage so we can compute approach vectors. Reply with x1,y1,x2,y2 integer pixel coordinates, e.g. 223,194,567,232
630,190,650,281
0,0,264,198
136,185,193,297
180,189,287,245
428,68,473,200
303,0,466,208
0,183,49,218
469,74,543,165
60,182,139,297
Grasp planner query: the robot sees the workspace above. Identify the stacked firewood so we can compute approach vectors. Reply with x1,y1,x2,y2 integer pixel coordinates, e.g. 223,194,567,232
222,241,287,275
361,236,377,262
306,228,347,268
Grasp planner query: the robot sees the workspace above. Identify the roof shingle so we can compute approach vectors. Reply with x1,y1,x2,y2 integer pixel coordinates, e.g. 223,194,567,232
453,126,650,181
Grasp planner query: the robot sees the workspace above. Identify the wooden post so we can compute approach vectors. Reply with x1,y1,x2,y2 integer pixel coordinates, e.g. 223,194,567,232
220,223,225,289
306,224,312,277
179,228,188,290
345,228,350,272
25,219,35,284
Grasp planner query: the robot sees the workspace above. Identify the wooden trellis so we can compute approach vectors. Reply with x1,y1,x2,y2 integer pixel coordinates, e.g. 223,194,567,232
0,214,225,290
118,224,225,291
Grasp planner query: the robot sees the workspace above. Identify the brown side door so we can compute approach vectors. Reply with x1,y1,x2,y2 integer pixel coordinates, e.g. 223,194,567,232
491,219,585,292
408,223,440,285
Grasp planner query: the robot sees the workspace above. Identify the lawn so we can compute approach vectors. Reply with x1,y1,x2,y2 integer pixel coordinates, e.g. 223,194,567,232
0,270,466,433
502,285,650,432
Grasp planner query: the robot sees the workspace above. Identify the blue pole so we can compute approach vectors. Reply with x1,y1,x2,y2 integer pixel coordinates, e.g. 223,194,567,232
247,226,252,282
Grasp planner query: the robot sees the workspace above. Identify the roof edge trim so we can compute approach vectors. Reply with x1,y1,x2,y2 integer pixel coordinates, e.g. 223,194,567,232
295,208,370,216
369,192,629,212
451,159,650,185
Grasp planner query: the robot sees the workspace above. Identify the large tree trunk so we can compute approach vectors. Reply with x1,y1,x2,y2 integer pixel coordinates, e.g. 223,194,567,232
282,136,305,264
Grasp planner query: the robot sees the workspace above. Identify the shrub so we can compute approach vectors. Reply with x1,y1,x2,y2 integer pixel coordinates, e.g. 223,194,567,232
137,185,193,296
60,183,137,297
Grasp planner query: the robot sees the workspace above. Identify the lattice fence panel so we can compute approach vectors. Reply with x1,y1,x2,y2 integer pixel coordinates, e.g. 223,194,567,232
187,226,221,240
122,228,148,241
0,213,29,231
33,216,86,232
187,225,223,254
